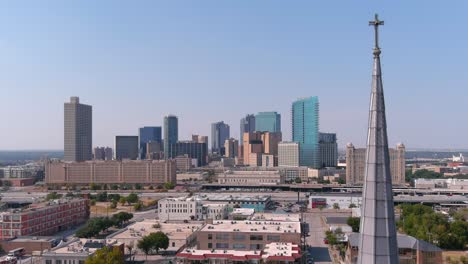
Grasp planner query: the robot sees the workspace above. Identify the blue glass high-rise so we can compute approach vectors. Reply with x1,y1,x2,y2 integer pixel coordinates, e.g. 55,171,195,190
292,97,320,168
164,115,178,159
138,126,162,159
255,112,281,133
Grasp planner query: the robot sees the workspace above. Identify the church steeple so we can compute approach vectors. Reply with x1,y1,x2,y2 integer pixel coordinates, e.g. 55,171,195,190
357,14,399,264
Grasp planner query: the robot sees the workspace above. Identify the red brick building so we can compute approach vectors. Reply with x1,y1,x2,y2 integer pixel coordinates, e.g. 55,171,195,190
0,199,89,240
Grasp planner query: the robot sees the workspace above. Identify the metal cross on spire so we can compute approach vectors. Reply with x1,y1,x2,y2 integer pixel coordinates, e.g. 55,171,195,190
369,14,384,52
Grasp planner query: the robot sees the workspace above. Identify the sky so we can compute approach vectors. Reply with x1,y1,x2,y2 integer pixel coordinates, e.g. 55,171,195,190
0,1,467,150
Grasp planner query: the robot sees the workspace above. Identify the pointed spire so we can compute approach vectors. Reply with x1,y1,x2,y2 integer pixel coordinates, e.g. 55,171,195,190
357,15,399,264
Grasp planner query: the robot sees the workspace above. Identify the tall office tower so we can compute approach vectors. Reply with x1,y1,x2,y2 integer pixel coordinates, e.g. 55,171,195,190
224,138,239,158
114,136,139,160
164,115,178,159
346,143,405,186
104,147,113,160
292,97,320,168
192,135,208,144
278,142,300,167
261,132,282,156
138,127,162,159
240,114,255,144
169,141,208,167
358,15,398,264
255,112,281,133
94,147,113,160
146,141,163,160
211,121,230,155
319,132,338,167
64,97,92,161
93,147,104,160
242,132,263,166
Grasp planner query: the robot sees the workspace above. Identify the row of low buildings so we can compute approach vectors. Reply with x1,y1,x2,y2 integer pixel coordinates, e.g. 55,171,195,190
45,159,176,185
0,163,44,187
216,167,346,185
158,195,273,222
414,178,468,190
309,193,468,211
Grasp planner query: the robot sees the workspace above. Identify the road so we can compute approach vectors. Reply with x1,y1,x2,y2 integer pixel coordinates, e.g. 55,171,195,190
1,190,309,202
303,212,332,264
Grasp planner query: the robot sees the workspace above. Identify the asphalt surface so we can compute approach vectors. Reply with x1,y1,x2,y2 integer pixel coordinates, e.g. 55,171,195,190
303,212,332,264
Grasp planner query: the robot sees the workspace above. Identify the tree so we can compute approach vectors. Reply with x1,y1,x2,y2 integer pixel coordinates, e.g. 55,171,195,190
325,230,338,245
347,217,360,232
76,217,116,238
294,177,302,184
111,184,119,190
137,232,169,259
134,202,143,211
348,203,357,209
333,203,340,209
85,246,124,264
96,192,108,202
109,200,117,209
135,183,142,190
90,182,101,190
398,204,468,250
137,235,154,260
119,197,126,206
337,178,346,184
126,193,139,204
112,212,133,227
164,182,175,190
46,192,63,201
90,199,96,206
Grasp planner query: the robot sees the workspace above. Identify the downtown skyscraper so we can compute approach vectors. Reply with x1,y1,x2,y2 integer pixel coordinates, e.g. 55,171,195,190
211,121,230,155
64,97,92,161
164,115,178,159
255,112,281,133
138,126,162,159
292,97,320,168
240,114,255,145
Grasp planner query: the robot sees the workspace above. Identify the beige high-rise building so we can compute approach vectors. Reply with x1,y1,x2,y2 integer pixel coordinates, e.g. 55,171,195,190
278,142,300,167
242,131,281,167
192,135,208,144
224,138,239,158
64,97,92,161
146,141,163,160
346,143,405,185
261,132,282,155
243,132,263,165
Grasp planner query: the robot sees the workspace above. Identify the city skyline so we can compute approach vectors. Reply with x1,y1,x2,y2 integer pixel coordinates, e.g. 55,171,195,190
1,1,467,150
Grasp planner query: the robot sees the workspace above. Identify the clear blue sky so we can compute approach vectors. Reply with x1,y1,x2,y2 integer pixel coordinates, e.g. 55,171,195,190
0,1,467,150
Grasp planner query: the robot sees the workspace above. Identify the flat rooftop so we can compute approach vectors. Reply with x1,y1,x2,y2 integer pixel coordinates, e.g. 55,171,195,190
251,213,301,222
231,208,255,216
201,220,301,234
177,242,300,262
44,239,121,257
109,220,203,251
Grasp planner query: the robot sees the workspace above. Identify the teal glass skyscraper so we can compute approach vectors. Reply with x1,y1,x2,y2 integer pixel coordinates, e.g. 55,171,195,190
292,97,320,168
255,112,281,133
164,115,178,159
